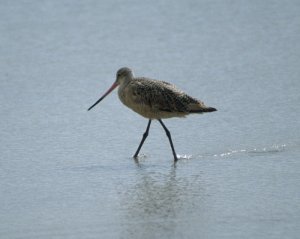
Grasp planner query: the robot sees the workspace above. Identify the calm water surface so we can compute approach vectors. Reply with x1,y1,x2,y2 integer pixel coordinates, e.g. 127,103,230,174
1,1,300,238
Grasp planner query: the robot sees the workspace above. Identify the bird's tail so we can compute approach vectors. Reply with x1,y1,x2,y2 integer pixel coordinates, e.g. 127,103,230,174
189,106,217,113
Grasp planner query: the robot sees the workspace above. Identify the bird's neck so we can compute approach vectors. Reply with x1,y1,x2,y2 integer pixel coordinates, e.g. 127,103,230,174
118,77,132,91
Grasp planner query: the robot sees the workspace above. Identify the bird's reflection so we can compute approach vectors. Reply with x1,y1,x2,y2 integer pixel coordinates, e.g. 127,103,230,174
120,162,203,238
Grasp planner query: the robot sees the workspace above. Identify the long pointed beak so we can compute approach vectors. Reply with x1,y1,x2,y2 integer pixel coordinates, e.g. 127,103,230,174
88,82,118,111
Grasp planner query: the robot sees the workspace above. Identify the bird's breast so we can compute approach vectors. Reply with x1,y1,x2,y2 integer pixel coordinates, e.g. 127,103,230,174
118,84,132,106
118,85,145,114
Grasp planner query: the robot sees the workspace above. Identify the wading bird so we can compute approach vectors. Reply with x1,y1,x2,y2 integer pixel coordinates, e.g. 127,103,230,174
88,67,216,162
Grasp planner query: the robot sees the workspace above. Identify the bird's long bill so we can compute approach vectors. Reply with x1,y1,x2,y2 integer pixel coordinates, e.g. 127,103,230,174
88,82,118,111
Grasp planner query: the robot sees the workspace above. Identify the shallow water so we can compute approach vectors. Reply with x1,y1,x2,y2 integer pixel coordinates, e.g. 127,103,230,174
1,0,300,238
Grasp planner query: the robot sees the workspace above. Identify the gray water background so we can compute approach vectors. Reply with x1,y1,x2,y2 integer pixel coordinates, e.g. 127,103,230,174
1,0,300,238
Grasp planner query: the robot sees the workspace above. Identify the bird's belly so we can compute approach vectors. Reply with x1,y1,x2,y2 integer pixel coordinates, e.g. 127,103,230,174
119,96,186,119
125,102,184,119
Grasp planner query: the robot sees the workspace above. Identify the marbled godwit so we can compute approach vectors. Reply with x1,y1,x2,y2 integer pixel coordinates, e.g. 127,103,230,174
88,67,216,162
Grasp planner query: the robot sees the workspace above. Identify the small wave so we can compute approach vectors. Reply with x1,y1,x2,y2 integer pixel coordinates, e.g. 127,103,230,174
214,149,247,158
195,144,287,159
248,144,286,155
135,154,148,160
178,154,193,160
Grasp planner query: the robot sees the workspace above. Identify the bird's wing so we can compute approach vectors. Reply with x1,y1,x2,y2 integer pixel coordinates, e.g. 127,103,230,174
129,79,197,113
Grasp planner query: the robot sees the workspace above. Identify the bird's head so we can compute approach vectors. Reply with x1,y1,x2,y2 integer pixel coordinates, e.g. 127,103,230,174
87,67,134,111
115,67,134,85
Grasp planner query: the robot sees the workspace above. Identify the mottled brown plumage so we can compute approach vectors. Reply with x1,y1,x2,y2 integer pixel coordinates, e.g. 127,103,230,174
88,67,217,162
116,67,216,119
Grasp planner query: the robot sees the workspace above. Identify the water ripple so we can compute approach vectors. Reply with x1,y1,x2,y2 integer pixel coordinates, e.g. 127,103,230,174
180,144,287,161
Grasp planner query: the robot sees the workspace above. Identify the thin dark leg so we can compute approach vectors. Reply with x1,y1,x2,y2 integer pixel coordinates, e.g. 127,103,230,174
133,119,152,158
158,119,178,162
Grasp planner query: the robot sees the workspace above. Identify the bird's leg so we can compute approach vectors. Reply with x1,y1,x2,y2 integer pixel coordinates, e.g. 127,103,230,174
158,119,178,162
133,119,152,159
